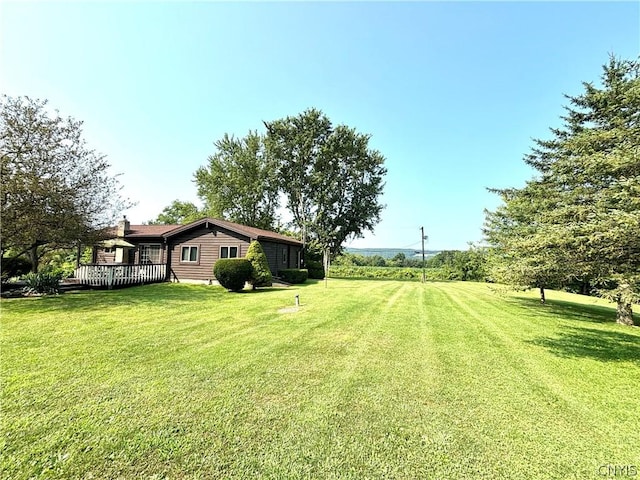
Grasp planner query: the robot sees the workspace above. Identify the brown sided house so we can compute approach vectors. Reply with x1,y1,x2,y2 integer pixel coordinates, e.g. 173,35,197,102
89,217,303,284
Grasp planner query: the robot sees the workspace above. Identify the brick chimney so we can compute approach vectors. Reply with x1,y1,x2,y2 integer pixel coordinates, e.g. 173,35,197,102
117,216,130,237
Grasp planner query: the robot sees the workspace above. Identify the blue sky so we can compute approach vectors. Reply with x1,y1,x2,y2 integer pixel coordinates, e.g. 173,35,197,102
2,2,638,250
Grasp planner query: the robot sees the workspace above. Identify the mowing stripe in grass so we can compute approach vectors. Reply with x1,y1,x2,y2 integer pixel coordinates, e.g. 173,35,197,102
2,280,638,479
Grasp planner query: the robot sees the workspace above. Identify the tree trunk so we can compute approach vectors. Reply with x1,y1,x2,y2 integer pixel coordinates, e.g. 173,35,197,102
76,243,82,268
27,245,39,273
539,286,546,304
616,300,634,326
581,281,590,296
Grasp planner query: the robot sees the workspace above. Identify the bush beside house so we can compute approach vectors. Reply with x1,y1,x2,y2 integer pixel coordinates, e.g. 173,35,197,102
214,259,252,292
305,259,325,280
302,243,325,280
279,269,308,284
246,241,273,288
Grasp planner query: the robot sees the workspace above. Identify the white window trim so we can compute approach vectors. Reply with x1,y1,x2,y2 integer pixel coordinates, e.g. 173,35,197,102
139,243,162,264
220,245,240,259
180,245,200,264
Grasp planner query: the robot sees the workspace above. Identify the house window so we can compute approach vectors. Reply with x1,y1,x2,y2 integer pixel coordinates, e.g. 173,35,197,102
282,248,288,265
140,244,162,264
181,245,199,263
220,246,239,259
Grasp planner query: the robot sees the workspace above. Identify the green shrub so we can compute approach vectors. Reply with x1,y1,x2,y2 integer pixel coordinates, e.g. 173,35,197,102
245,241,273,288
279,269,309,284
305,259,325,280
40,249,80,279
1,256,32,281
23,272,62,295
328,265,455,281
214,259,252,292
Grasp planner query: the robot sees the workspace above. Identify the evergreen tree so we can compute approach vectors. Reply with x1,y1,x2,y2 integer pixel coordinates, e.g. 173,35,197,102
484,182,576,303
245,241,272,288
485,56,639,325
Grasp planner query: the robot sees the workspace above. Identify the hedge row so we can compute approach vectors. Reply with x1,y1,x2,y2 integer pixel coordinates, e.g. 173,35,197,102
279,269,308,284
305,259,325,280
328,265,458,281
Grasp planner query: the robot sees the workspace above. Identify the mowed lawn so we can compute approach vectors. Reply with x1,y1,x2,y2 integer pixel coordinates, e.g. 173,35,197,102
1,280,639,479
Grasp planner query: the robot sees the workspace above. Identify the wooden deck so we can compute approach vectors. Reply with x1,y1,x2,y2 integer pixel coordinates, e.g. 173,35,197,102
73,264,167,288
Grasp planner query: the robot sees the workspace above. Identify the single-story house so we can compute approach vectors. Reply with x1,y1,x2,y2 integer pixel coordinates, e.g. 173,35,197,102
89,216,303,284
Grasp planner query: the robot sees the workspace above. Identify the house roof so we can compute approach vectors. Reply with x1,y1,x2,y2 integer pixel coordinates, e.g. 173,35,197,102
163,217,303,246
117,218,303,246
125,224,180,237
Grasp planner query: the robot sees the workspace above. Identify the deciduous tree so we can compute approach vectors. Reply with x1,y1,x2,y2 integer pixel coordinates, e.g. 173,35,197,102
1,96,130,272
265,109,386,269
149,200,201,225
194,131,280,230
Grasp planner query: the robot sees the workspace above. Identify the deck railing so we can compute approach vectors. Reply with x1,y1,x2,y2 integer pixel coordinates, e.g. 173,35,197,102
73,264,167,288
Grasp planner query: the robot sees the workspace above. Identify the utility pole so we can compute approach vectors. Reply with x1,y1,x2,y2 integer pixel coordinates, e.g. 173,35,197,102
421,226,426,283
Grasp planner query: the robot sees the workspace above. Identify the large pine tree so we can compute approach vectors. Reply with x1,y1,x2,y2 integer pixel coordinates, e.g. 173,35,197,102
485,56,639,325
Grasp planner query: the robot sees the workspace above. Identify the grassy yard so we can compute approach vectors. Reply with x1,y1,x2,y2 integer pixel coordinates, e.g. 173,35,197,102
1,280,639,479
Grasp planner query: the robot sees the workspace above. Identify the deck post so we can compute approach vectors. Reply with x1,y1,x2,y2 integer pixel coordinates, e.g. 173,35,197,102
107,267,114,289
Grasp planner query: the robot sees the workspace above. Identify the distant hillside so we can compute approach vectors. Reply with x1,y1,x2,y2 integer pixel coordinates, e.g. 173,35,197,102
344,247,440,260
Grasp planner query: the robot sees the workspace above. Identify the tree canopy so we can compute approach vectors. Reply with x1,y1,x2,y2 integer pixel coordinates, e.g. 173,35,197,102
191,109,387,270
484,56,640,325
148,199,202,225
264,108,387,256
484,182,574,303
1,95,130,272
194,131,280,231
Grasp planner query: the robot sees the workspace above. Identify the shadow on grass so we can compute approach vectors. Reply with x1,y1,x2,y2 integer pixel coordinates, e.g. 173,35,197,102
1,283,216,314
528,326,640,364
505,293,640,362
246,280,319,293
1,280,319,315
509,296,631,325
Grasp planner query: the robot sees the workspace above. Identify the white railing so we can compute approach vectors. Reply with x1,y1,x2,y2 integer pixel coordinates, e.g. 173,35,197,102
73,264,167,288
